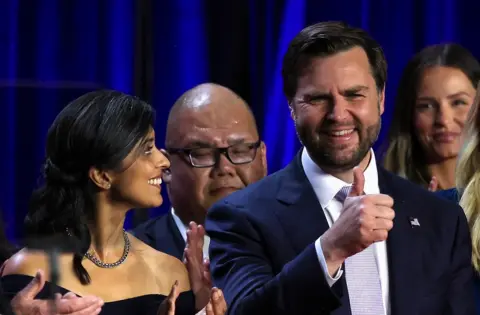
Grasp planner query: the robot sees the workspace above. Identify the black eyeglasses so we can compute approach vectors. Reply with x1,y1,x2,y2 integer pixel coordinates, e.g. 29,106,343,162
167,140,261,168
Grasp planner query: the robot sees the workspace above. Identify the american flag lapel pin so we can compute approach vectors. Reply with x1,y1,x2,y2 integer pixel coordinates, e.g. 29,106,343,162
409,217,420,228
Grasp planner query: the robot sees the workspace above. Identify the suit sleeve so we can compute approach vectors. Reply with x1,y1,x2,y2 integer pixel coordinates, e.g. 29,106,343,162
445,205,475,315
205,201,343,315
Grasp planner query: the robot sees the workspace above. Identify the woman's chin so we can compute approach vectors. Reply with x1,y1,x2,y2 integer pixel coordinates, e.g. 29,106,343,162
149,196,164,208
130,195,164,210
432,148,459,161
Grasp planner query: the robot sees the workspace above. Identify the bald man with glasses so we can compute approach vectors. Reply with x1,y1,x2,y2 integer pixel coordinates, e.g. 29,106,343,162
133,82,267,262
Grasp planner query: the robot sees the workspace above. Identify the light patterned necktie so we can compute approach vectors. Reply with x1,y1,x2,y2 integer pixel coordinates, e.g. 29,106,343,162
335,186,385,315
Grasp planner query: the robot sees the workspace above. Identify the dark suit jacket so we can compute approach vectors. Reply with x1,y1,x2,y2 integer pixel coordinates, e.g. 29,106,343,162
132,211,185,260
205,152,475,315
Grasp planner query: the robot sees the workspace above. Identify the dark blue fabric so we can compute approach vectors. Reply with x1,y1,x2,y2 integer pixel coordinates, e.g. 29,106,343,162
436,188,461,203
475,276,480,315
3,0,480,244
131,212,185,260
206,152,475,315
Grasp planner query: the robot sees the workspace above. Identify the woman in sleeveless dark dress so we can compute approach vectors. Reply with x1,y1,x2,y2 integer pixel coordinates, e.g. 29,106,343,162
1,90,197,315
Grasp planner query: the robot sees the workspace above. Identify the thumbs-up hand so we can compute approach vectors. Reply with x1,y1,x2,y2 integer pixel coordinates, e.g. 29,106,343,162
348,166,366,197
320,167,395,276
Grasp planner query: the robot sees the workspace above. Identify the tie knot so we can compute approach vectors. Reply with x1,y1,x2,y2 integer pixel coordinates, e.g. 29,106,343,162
335,186,351,203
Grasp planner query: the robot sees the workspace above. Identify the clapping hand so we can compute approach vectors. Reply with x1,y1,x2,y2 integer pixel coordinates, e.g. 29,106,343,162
157,282,227,315
205,288,227,315
157,281,180,315
184,222,212,311
184,222,227,314
10,270,103,315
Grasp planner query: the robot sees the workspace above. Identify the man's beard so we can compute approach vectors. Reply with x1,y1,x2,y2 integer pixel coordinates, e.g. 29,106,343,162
296,117,381,172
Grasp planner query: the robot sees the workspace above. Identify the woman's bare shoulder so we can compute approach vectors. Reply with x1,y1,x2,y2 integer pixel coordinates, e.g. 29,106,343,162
2,248,50,277
129,233,190,292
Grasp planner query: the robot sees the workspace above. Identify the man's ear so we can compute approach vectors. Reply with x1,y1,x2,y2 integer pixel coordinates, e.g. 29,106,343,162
88,166,113,190
379,86,386,115
289,103,296,121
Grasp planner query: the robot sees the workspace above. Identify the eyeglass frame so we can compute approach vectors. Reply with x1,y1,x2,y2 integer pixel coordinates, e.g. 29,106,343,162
166,140,262,168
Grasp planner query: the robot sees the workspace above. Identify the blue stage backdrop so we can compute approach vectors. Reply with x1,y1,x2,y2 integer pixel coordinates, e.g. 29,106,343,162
1,0,479,242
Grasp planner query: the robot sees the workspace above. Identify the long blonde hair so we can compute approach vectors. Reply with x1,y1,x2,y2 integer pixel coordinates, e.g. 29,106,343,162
457,83,480,273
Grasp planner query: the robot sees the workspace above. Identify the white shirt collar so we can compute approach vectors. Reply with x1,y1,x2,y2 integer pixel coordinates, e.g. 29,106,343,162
301,147,379,209
171,208,210,259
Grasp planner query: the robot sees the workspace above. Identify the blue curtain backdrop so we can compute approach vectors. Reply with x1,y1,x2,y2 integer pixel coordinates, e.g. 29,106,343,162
1,0,479,242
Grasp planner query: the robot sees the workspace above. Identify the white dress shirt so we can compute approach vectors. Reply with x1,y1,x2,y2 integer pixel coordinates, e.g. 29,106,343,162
302,148,390,315
171,208,210,260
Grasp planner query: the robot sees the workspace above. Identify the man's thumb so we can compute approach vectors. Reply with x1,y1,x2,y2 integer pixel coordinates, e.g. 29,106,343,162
348,167,365,197
18,270,45,300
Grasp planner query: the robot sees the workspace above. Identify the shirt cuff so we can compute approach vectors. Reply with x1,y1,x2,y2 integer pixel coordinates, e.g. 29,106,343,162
196,307,207,315
315,237,343,287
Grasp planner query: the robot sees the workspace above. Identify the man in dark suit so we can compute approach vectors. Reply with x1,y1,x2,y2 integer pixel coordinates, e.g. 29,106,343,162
133,83,268,260
205,21,475,315
132,203,186,260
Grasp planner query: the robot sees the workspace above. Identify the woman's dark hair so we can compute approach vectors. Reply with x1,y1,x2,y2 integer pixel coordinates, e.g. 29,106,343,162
0,218,13,265
381,43,480,188
24,90,155,284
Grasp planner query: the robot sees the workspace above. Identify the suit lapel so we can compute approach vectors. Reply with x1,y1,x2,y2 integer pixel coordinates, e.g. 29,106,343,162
273,152,351,314
378,167,421,315
273,151,331,254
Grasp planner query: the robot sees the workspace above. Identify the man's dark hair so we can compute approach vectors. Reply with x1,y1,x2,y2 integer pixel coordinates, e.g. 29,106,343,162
282,21,387,101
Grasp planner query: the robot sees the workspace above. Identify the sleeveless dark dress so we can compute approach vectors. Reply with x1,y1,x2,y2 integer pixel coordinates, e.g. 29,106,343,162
0,275,196,315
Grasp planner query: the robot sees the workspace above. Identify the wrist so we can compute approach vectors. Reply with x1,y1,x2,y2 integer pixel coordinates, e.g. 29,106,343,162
320,234,346,272
194,289,211,312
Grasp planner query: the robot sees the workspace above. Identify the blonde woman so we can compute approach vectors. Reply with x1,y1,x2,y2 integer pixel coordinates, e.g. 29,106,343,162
436,83,480,313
